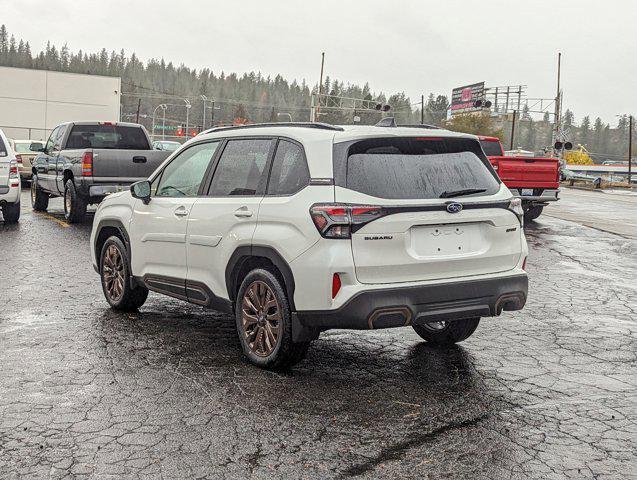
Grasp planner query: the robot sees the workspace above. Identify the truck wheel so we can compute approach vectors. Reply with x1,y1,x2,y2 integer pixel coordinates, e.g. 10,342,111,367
100,236,148,311
31,176,49,211
236,268,310,369
524,205,543,222
412,318,480,346
63,179,87,223
1,201,20,223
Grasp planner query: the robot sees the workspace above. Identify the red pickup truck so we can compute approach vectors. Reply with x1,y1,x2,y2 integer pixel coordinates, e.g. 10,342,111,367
479,136,560,222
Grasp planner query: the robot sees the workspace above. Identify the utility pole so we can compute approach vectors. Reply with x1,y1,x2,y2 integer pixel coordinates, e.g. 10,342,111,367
510,110,517,150
421,94,425,124
135,98,141,123
629,115,633,185
314,52,325,122
553,52,562,152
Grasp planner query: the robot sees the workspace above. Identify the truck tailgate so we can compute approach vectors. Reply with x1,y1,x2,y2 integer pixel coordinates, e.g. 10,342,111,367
92,149,170,180
491,156,560,189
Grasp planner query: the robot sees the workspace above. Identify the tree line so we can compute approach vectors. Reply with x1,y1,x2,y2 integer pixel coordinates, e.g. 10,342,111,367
0,24,632,161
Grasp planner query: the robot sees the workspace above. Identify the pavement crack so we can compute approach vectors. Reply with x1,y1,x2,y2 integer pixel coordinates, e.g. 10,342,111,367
342,413,490,477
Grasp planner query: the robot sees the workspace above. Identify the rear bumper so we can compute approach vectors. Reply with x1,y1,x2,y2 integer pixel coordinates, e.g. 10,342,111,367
88,184,132,197
511,188,559,203
294,273,528,333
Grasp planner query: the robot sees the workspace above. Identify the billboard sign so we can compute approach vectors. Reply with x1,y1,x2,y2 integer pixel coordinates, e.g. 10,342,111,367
451,82,485,115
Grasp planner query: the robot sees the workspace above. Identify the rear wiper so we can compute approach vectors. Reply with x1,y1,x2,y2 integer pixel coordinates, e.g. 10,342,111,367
439,188,487,198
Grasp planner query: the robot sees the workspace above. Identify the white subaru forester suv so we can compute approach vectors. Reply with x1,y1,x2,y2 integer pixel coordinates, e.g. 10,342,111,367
0,128,21,224
90,121,528,369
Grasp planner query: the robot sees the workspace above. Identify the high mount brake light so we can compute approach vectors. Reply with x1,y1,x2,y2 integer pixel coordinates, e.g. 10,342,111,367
310,204,385,239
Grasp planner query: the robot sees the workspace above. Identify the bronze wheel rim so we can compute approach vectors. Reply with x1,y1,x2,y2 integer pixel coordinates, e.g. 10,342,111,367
102,245,125,302
241,281,282,357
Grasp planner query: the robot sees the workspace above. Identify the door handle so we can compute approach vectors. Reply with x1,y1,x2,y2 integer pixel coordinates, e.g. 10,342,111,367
234,207,253,218
133,156,147,163
174,207,189,217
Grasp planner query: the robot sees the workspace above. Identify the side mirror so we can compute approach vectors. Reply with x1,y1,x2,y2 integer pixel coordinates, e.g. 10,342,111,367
131,180,151,204
30,142,45,152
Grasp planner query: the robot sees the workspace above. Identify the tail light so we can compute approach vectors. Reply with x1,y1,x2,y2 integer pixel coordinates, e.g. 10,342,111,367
522,257,527,271
508,198,523,225
310,204,385,239
9,160,18,179
332,273,342,298
15,154,23,165
81,151,93,176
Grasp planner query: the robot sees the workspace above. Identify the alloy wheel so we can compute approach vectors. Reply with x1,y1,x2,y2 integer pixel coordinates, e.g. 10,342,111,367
64,189,72,215
31,182,36,204
102,244,125,302
241,281,282,357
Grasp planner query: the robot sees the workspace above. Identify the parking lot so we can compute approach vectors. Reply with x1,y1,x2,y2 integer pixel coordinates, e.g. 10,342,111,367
0,187,635,479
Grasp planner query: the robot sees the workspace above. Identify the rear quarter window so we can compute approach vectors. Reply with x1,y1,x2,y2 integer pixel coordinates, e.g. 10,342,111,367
339,137,500,200
0,136,7,157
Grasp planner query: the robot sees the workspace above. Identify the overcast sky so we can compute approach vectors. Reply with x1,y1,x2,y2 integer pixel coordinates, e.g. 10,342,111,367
4,0,636,124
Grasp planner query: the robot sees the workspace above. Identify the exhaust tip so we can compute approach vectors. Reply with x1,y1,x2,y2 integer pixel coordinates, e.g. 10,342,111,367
368,307,412,329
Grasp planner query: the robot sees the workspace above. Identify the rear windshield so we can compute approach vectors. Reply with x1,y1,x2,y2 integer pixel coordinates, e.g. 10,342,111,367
0,136,7,157
479,139,503,157
67,124,150,150
344,137,500,200
14,143,32,153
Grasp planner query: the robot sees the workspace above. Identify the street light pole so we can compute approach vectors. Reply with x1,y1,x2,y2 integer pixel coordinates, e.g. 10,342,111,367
200,95,208,131
152,103,167,140
184,99,192,137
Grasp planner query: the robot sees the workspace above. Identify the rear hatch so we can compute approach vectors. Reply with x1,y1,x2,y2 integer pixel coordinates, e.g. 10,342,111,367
91,149,169,180
491,156,560,189
334,136,522,284
66,123,168,180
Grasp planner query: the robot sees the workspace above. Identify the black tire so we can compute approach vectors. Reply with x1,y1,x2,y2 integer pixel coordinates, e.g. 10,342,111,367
31,176,49,211
1,201,20,223
63,179,87,223
524,205,543,223
235,268,309,369
100,236,148,311
412,318,480,346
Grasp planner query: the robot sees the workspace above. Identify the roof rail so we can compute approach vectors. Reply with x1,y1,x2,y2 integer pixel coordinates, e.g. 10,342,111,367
200,122,344,135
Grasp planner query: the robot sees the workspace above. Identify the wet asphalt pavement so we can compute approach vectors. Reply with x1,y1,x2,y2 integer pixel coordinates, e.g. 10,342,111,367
0,188,635,479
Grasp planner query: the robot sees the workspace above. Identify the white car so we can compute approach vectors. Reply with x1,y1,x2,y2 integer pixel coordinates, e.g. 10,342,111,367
0,129,21,223
90,121,529,368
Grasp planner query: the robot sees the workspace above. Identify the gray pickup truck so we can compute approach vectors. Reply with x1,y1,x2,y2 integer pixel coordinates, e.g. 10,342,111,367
30,122,172,223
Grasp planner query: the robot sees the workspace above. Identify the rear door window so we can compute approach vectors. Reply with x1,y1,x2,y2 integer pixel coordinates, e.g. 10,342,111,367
344,137,500,200
208,139,273,196
267,140,310,195
67,124,150,150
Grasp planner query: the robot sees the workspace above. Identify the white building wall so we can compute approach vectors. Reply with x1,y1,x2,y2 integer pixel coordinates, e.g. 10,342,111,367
0,66,121,141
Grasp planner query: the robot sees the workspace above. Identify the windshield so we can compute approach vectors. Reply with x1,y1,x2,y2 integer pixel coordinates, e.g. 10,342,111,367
67,124,150,150
479,139,503,157
344,137,500,200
